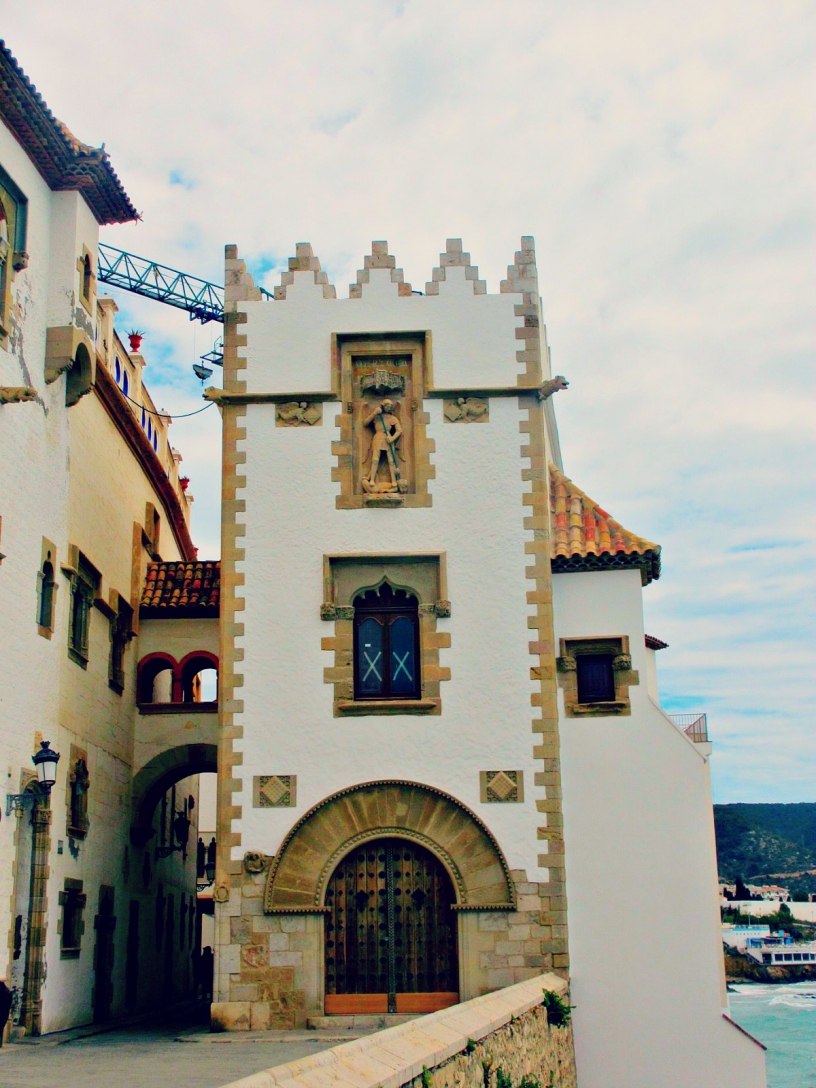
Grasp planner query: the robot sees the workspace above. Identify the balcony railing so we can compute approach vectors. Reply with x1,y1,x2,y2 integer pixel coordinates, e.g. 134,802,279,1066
669,713,709,743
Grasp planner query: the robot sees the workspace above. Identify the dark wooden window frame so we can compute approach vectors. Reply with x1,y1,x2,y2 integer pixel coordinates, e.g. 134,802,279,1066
353,585,420,701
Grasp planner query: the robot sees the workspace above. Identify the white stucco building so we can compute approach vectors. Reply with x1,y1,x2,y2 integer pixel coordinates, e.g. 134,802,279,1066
202,237,767,1086
0,43,202,1037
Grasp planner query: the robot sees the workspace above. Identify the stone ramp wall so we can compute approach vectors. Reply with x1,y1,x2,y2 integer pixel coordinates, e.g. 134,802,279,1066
218,974,577,1088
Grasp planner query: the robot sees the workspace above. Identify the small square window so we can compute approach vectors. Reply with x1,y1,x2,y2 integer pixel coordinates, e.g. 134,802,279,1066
576,654,615,704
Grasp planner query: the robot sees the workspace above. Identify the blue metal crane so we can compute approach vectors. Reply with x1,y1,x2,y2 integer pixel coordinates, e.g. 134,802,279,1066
97,243,272,375
97,243,226,324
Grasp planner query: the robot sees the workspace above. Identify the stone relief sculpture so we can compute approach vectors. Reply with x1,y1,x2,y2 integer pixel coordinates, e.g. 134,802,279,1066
276,401,322,426
443,396,489,423
361,399,408,495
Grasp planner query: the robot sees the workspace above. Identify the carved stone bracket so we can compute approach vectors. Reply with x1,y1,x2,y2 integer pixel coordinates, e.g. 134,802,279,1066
556,655,577,672
0,386,36,404
612,653,632,671
275,401,322,426
435,599,451,618
243,851,268,874
537,376,569,401
443,397,489,423
361,369,405,396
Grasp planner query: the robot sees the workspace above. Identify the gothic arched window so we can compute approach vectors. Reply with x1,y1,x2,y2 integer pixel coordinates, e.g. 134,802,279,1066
353,583,419,700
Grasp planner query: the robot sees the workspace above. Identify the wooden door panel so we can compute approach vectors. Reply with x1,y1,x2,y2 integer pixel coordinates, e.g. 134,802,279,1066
325,838,458,1014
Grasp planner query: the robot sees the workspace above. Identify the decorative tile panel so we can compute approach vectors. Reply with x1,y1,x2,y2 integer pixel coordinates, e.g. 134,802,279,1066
253,775,297,808
480,770,524,803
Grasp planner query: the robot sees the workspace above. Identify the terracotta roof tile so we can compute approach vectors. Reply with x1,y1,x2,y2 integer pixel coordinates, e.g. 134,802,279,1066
140,561,219,617
0,41,137,224
645,634,669,650
550,465,661,585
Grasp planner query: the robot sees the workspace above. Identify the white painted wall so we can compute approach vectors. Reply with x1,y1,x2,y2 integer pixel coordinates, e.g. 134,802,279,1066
231,253,764,1086
555,569,765,1088
236,390,545,877
0,120,72,1014
1,116,201,1033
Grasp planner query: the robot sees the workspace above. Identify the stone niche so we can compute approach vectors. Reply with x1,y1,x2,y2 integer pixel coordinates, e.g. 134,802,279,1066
333,336,434,510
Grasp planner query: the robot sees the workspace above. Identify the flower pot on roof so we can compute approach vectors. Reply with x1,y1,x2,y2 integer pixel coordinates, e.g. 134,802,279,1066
179,476,190,492
128,330,145,352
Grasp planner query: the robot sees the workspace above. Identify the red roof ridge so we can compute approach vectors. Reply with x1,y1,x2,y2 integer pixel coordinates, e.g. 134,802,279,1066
549,464,661,585
0,40,138,224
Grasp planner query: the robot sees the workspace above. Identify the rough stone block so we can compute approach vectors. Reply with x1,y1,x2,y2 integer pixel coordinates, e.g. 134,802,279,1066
211,1002,250,1032
251,915,283,933
513,883,539,896
218,944,241,976
269,951,303,967
508,925,531,942
517,895,542,913
268,932,290,952
478,913,509,931
229,984,260,1002
230,916,252,945
280,915,307,932
250,1002,271,1031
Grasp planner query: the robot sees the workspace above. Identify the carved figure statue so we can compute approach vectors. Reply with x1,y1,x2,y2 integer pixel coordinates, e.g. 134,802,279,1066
362,399,406,493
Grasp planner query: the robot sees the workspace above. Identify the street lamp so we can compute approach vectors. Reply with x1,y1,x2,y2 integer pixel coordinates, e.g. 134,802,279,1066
156,808,192,860
5,740,61,815
32,741,61,790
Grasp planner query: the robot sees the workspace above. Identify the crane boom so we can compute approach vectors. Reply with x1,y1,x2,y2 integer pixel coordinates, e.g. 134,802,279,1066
97,243,225,323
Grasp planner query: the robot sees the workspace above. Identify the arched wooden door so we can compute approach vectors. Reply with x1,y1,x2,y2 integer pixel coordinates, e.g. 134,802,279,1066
325,838,459,1014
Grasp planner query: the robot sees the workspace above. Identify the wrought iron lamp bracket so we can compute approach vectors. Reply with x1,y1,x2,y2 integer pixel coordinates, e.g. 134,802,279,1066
6,793,38,816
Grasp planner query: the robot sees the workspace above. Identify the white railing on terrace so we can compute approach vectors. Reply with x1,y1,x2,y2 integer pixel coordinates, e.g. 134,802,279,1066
669,713,709,743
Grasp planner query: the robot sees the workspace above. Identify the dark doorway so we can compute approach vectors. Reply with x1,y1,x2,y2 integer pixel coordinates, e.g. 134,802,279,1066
93,886,116,1022
125,900,140,1011
325,838,458,1014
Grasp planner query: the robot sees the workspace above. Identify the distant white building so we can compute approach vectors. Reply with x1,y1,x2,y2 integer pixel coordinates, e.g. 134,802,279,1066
186,236,768,1087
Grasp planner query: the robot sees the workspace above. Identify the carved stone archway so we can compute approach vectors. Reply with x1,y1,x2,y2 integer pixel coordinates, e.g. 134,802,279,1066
264,780,516,913
130,743,217,844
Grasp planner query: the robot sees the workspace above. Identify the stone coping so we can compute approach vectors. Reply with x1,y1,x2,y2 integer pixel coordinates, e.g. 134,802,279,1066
217,973,568,1088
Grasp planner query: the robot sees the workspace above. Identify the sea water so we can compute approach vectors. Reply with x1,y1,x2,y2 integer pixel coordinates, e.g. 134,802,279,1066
729,982,816,1087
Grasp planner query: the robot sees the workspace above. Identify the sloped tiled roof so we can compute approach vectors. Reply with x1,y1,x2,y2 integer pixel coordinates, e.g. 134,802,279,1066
140,561,220,617
0,41,138,224
550,466,661,585
645,634,669,650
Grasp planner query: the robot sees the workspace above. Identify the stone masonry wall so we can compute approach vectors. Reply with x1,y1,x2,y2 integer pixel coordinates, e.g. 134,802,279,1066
213,863,566,1032
412,1006,576,1088
216,973,577,1088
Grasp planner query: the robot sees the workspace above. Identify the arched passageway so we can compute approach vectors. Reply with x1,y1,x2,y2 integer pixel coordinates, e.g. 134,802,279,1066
130,743,217,844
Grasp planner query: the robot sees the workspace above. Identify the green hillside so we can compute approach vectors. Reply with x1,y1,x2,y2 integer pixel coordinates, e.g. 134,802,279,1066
714,803,816,894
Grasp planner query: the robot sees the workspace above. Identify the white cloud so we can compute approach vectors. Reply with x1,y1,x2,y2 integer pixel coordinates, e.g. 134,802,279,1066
5,0,814,801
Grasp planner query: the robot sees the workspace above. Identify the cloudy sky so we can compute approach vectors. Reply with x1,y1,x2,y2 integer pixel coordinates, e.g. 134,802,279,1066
6,1,813,802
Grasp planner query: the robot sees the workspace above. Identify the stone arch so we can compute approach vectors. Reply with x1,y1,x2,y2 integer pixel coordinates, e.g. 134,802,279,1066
264,780,516,913
130,743,217,845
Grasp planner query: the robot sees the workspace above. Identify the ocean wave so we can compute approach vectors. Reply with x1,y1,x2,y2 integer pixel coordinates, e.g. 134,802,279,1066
731,981,816,1005
769,990,816,1010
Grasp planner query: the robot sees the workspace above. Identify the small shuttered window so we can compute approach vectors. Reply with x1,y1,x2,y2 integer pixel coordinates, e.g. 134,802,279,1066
576,654,615,704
